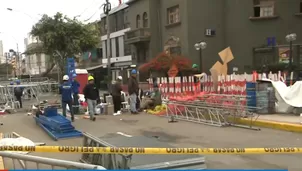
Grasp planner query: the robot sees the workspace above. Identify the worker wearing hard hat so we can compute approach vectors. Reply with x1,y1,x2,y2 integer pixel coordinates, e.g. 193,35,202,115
192,64,200,89
59,75,74,122
83,75,99,121
72,73,80,114
128,69,139,114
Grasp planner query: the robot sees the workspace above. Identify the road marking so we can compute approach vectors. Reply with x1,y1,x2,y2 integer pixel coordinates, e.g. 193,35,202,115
116,132,133,137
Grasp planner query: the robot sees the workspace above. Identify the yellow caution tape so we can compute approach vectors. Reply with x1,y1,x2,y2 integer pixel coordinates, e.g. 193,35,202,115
0,146,301,154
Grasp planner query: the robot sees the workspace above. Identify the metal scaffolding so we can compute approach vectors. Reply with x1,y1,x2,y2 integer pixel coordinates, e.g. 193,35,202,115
164,94,260,130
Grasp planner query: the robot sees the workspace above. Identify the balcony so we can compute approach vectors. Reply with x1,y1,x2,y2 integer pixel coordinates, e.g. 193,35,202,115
125,28,151,44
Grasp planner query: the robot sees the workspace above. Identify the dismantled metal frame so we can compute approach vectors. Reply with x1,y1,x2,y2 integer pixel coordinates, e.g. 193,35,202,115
80,132,206,170
164,94,261,130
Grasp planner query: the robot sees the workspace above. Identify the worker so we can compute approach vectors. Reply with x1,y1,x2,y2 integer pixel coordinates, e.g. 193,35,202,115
111,76,123,114
141,84,162,110
72,73,80,114
192,64,200,92
128,69,139,114
59,75,74,122
83,76,99,121
14,80,23,108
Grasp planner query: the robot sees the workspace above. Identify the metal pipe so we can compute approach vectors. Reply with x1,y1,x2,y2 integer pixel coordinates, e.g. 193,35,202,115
0,151,106,170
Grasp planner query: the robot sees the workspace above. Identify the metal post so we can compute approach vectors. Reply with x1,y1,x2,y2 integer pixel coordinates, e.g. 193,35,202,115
289,41,293,72
105,0,112,89
199,49,203,72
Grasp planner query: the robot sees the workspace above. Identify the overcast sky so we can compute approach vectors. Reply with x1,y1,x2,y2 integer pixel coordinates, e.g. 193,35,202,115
0,0,123,53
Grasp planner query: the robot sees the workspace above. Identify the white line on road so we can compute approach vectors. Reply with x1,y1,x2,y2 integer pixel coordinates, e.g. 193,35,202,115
116,132,133,137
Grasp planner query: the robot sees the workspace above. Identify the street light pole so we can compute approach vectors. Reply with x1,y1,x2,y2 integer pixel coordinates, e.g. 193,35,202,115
103,0,111,88
199,49,203,72
289,40,293,72
285,33,297,73
194,42,207,72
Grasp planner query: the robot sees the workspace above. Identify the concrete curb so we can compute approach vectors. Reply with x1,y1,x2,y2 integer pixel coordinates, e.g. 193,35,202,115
237,118,302,133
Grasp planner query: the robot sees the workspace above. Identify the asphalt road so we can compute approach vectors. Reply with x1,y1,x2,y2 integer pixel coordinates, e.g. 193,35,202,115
0,113,301,170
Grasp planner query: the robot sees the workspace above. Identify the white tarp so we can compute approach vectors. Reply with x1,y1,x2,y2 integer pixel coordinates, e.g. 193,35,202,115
0,137,35,154
271,81,302,107
262,79,302,113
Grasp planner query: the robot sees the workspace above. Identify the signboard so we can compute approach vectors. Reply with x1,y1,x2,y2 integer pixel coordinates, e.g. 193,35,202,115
167,64,178,78
278,47,291,63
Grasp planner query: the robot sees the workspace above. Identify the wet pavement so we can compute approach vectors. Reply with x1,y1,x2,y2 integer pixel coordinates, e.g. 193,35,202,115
0,112,301,170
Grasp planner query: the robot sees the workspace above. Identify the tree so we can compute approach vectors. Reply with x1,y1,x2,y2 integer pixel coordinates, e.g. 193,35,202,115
29,12,100,76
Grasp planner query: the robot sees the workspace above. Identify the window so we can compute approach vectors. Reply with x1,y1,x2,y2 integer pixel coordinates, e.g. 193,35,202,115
115,37,119,57
136,15,141,28
167,5,180,24
143,12,148,27
253,0,275,17
124,36,131,56
300,0,302,13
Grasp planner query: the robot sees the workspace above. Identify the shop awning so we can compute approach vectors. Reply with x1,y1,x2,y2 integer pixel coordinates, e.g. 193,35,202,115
85,64,106,71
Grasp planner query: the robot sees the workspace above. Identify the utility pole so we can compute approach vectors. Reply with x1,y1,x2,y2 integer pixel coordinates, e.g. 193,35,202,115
16,43,21,78
104,0,111,88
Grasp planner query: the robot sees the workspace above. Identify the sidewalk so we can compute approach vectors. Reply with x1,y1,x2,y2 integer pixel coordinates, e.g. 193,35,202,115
237,114,302,133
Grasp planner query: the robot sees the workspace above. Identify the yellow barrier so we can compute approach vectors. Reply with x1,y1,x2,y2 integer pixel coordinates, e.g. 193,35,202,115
0,146,301,154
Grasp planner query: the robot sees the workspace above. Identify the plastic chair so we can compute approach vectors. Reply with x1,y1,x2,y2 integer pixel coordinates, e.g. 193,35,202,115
121,93,130,112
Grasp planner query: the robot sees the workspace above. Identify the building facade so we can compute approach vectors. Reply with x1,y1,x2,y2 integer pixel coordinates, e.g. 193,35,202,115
124,0,302,73
24,34,50,75
99,3,133,81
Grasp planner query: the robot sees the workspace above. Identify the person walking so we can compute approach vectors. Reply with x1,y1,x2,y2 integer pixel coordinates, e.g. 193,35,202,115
14,80,23,108
83,76,99,121
128,69,139,114
112,76,123,114
72,74,80,114
59,75,74,122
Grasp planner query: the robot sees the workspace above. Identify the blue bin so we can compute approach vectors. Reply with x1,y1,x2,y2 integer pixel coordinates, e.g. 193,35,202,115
246,82,256,111
44,107,58,117
246,82,256,91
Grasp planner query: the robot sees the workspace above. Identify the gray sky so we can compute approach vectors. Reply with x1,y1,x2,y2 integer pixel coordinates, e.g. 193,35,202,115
0,0,123,53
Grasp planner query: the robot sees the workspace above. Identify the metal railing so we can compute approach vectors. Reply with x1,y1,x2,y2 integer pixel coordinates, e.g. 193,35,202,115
0,152,106,170
125,28,151,40
80,132,131,169
0,132,106,170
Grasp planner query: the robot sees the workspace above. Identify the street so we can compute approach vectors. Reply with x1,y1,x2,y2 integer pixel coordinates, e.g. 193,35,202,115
0,113,301,170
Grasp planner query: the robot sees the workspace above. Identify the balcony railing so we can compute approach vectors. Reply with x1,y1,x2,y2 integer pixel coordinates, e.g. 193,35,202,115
125,28,151,42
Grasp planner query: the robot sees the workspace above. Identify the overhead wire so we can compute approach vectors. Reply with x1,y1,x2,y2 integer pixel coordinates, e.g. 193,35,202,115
78,0,98,17
83,1,109,22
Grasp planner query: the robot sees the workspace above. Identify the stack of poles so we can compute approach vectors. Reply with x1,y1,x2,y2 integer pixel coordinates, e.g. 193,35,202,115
150,71,294,99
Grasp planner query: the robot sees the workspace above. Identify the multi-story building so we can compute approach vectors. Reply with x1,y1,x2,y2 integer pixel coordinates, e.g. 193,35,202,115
99,3,133,81
125,0,302,73
24,34,50,75
0,40,4,64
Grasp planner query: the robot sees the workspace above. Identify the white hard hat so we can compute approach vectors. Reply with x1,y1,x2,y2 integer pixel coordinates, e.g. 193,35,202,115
63,75,69,81
118,76,122,80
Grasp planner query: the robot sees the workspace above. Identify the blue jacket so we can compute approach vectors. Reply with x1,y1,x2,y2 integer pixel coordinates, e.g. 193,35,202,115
59,82,73,102
72,80,80,94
